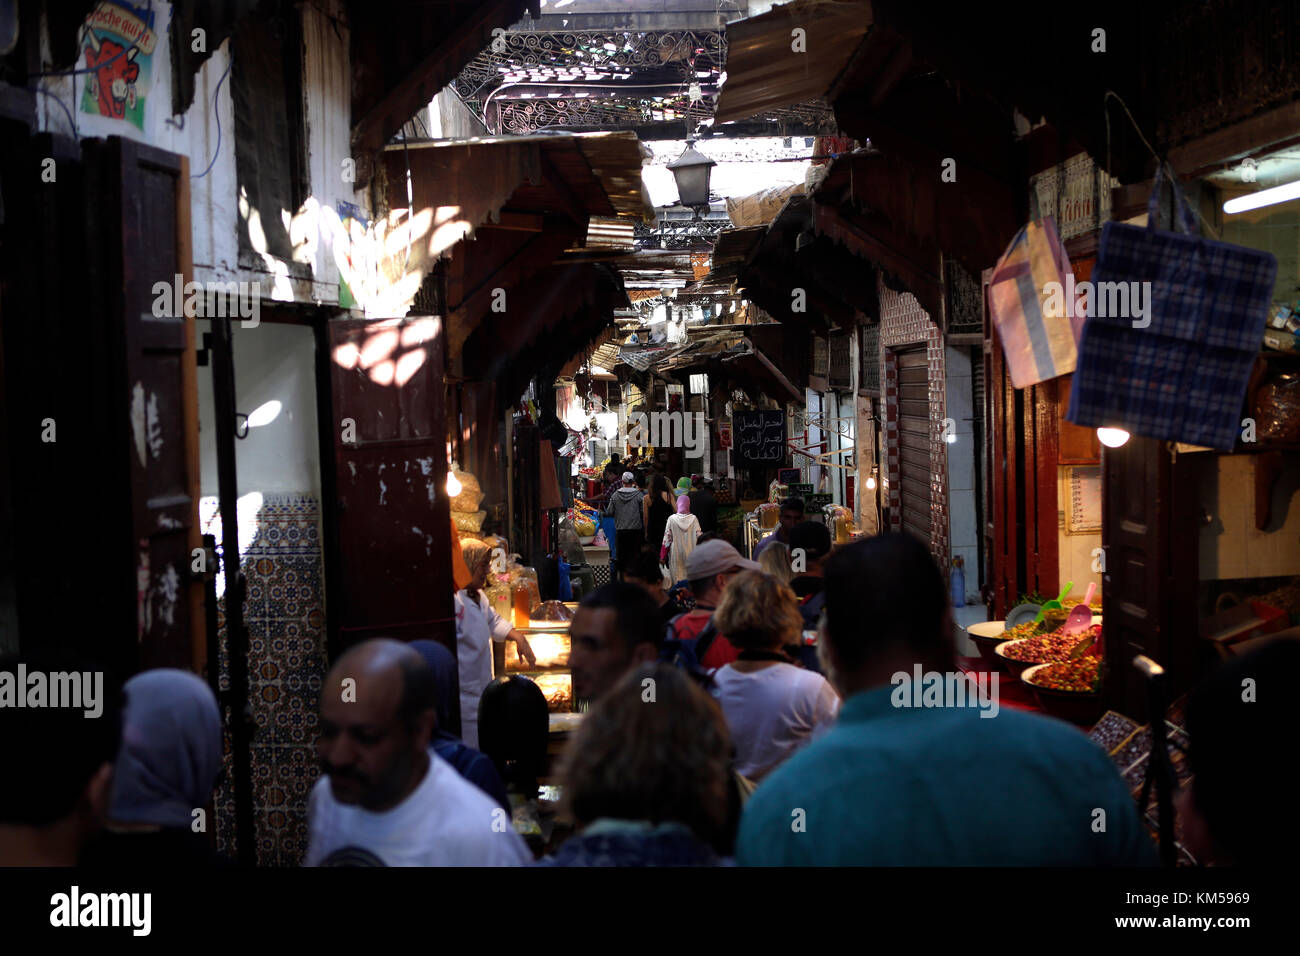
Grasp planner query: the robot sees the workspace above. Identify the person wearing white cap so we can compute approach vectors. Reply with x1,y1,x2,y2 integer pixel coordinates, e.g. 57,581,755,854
604,471,646,578
665,539,759,670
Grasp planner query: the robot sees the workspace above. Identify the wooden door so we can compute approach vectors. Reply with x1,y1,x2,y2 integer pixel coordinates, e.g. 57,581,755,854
983,272,1060,615
896,345,932,543
328,315,455,651
92,137,201,671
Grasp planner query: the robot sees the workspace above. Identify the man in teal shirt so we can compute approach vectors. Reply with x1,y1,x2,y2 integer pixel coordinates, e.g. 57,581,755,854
737,534,1157,867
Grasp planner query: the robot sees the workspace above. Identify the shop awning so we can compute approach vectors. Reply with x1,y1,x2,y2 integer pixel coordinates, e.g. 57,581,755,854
713,0,872,125
689,226,766,293
379,131,649,357
637,329,805,405
461,262,629,402
350,1,537,182
809,147,1015,317
734,196,871,334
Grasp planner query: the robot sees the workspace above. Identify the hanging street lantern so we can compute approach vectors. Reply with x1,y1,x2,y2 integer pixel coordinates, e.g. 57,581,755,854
668,141,715,215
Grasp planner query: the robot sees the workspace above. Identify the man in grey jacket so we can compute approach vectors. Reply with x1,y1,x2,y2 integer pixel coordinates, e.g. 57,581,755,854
604,471,645,578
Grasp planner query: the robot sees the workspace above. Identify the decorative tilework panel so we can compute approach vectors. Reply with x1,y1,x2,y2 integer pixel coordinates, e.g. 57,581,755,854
204,492,326,867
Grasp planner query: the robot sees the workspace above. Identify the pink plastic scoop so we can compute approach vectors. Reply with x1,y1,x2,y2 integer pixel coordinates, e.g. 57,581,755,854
1064,582,1098,636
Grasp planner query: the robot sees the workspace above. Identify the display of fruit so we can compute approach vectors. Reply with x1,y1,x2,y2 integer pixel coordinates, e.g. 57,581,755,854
1000,624,1101,664
1026,655,1102,693
572,517,597,537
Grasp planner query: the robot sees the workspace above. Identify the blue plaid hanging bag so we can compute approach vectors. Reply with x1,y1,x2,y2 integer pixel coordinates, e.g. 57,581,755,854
1067,163,1276,450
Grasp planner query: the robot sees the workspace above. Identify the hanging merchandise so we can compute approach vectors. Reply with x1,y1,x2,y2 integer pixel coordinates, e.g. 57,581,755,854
1068,164,1277,451
989,215,1079,388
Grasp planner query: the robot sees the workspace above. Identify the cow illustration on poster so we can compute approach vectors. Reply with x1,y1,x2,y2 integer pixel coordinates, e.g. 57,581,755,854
79,2,157,129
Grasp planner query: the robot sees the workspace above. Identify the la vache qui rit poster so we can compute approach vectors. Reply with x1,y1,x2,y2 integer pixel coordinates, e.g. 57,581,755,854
80,2,157,130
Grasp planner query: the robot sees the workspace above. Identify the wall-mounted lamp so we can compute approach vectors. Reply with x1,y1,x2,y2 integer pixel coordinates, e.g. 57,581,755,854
1097,427,1131,448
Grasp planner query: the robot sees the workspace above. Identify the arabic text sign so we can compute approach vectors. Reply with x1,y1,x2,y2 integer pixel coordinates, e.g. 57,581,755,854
734,409,786,465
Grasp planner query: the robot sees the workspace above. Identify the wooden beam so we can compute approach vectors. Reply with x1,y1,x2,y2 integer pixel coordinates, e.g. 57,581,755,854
479,211,546,233
1167,100,1300,178
750,347,804,403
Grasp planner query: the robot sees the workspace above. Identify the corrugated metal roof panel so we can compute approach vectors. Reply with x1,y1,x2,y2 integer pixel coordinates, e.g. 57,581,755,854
713,0,872,125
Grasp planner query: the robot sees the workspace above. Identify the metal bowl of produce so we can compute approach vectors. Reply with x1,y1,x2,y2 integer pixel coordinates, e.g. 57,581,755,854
966,620,1006,671
1005,603,1042,630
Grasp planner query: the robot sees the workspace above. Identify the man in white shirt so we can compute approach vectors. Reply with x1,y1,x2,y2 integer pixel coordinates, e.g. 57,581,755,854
305,639,532,866
456,540,535,749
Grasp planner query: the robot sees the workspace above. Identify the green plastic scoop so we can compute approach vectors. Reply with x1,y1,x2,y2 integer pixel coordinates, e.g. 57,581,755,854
1033,582,1073,624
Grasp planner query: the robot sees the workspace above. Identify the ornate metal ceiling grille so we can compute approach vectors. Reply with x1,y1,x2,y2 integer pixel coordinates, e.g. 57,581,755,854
634,217,731,251
453,30,725,134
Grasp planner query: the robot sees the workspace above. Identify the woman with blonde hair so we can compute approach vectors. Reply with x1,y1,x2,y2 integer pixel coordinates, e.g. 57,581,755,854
709,570,839,782
541,663,732,866
756,541,793,586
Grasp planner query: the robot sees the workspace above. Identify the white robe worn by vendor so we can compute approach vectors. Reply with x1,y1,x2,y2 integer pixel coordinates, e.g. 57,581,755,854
455,541,534,749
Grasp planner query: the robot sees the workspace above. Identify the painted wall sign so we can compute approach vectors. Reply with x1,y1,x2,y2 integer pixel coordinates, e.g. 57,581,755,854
79,2,157,129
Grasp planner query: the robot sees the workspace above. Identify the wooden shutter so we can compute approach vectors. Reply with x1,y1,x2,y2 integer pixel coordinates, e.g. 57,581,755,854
1101,437,1200,718
95,137,201,671
328,315,455,650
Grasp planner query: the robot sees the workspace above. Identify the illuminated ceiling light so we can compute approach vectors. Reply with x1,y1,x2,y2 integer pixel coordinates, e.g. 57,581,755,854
446,469,463,497
1097,427,1131,448
1223,179,1300,214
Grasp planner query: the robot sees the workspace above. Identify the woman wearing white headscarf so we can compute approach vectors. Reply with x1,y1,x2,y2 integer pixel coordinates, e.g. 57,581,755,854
660,495,702,585
454,539,535,749
80,669,232,868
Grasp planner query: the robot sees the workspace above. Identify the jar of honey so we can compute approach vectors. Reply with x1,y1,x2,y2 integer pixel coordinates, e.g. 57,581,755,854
512,584,532,628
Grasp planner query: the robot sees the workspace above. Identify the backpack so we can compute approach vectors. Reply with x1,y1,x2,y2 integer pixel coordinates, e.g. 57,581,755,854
799,589,826,630
659,613,718,689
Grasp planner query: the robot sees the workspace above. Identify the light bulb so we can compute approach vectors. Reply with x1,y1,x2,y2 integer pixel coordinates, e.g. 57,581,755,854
1097,427,1131,448
865,476,877,491
446,470,463,496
